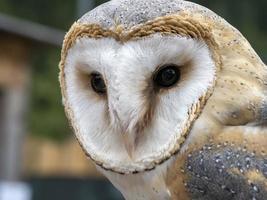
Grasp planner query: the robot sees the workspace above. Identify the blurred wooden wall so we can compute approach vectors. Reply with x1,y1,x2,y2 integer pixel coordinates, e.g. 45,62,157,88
0,34,30,181
22,135,103,178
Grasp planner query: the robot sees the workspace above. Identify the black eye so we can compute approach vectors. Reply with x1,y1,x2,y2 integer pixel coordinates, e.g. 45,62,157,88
154,65,181,88
91,73,106,94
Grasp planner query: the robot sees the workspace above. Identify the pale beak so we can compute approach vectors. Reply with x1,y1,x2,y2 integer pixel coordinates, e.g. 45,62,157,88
122,131,136,159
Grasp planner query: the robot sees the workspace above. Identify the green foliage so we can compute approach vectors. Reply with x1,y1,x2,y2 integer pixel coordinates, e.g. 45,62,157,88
0,0,76,29
29,48,71,141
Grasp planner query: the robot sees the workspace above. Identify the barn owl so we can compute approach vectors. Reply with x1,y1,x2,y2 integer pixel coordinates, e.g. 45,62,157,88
59,0,267,199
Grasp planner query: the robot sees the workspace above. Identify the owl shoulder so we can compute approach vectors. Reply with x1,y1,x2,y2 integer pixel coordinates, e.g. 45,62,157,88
169,127,267,200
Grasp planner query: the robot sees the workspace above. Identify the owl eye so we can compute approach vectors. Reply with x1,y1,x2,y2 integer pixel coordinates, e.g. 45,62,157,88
154,65,181,88
91,73,106,94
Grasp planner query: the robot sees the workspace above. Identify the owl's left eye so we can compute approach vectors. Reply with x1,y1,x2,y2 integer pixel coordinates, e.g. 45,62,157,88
154,65,181,88
91,73,106,94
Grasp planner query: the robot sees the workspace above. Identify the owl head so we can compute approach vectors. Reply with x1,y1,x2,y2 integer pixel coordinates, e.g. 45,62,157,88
59,0,267,174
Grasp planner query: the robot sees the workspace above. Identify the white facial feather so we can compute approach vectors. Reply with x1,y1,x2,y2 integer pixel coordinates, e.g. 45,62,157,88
64,34,216,173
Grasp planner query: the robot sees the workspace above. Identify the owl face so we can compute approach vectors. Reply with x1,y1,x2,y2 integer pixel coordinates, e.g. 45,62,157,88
63,32,216,173
60,0,267,175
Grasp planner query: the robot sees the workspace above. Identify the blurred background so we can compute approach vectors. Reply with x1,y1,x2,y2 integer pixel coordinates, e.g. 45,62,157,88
0,0,266,200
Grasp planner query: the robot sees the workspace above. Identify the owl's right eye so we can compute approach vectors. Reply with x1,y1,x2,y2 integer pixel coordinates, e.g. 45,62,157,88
91,73,106,94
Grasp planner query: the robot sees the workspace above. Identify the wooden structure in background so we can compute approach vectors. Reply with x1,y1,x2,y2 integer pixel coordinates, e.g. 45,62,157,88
0,13,64,181
23,136,101,178
0,34,30,181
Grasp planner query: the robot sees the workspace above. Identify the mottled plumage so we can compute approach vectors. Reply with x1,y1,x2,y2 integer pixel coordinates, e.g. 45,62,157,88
59,0,267,199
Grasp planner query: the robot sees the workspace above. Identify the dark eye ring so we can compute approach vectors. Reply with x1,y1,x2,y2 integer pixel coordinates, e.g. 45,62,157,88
91,73,106,94
154,64,181,88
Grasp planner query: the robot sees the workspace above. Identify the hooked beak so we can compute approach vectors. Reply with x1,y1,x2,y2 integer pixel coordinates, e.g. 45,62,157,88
122,130,137,159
